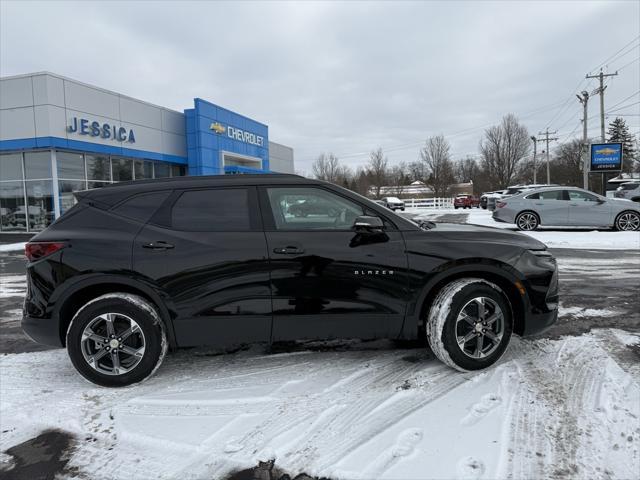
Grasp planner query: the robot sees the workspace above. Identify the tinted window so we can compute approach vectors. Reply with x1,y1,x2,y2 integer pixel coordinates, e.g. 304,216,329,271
538,190,564,200
267,187,364,230
113,191,171,223
525,193,539,199
171,189,250,231
568,190,598,202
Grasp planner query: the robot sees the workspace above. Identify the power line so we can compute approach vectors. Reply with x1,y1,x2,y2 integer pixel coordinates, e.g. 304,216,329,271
591,35,640,72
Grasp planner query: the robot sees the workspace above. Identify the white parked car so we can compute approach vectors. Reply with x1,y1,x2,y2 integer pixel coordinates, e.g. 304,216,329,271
380,197,405,211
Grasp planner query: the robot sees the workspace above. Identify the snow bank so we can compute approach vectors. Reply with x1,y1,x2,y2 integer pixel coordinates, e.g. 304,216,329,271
1,331,638,479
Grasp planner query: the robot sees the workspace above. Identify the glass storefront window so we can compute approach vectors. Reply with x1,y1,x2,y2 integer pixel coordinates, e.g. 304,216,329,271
171,165,186,177
134,160,153,179
88,181,111,190
58,180,85,215
57,151,85,179
112,158,133,182
154,162,170,178
25,180,54,231
24,151,52,179
0,153,23,180
0,181,27,232
86,155,111,181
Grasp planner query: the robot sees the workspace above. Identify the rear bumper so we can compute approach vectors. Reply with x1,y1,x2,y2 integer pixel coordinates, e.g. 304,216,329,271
22,314,63,348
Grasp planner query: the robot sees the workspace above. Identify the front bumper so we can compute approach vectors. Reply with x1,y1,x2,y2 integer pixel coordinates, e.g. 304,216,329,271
522,308,558,336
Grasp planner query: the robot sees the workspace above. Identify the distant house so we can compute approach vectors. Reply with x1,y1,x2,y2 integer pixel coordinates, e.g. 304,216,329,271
370,181,474,198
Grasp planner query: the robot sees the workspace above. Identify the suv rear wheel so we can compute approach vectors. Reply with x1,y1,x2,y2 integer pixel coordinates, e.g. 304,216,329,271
66,293,167,387
426,278,513,371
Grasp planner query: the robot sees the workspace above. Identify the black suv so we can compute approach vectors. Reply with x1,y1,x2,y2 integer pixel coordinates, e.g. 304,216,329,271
22,174,558,387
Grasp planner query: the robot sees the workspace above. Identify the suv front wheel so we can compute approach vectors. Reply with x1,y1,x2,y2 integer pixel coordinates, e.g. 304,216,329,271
66,293,167,387
426,278,513,371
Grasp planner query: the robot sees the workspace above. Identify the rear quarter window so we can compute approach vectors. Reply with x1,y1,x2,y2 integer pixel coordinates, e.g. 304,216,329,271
111,191,171,223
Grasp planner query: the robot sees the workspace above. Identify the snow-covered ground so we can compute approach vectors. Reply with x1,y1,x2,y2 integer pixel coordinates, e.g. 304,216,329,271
1,330,638,479
0,242,25,253
410,208,640,250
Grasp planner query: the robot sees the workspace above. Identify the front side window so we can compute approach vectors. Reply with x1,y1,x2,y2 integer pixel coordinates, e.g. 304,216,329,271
568,190,598,202
267,187,364,230
171,188,250,231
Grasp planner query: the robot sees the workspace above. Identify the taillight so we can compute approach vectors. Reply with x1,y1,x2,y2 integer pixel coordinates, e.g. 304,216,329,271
25,242,66,262
496,201,507,208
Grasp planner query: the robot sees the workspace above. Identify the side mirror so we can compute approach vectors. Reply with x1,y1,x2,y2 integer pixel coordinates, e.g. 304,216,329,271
353,215,384,232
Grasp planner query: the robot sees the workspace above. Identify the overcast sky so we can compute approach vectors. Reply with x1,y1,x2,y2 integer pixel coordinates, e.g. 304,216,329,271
1,0,638,174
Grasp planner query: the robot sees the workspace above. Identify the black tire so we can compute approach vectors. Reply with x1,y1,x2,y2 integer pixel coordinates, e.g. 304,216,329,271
426,278,513,371
614,210,640,231
515,211,540,231
401,207,405,211
454,206,459,210
66,293,167,387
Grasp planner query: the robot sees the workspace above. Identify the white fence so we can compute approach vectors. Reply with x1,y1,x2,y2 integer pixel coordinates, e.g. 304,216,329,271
401,197,454,209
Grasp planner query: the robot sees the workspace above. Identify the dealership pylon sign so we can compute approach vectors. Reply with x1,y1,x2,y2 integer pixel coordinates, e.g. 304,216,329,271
590,142,623,172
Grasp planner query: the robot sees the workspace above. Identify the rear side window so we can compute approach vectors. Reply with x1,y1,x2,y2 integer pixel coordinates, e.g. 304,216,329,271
527,190,564,200
171,188,250,231
525,193,539,199
112,191,171,223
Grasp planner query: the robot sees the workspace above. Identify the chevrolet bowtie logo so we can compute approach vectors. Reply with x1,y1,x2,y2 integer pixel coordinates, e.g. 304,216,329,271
210,122,226,134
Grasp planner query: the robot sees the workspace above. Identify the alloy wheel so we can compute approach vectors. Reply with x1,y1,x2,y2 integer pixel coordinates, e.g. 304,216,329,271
517,213,538,230
617,212,640,231
455,297,504,359
80,313,146,375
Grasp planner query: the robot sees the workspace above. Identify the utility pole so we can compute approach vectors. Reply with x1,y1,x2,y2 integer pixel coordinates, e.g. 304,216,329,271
530,136,537,184
577,91,589,189
537,129,558,184
586,69,618,194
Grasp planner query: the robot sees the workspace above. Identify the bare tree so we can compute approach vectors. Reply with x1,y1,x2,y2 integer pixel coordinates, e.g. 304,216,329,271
312,153,340,183
368,147,388,198
455,156,480,183
479,114,530,188
388,162,409,196
407,161,427,182
420,135,455,197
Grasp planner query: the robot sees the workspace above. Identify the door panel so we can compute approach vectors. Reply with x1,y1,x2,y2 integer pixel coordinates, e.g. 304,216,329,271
133,187,272,347
567,190,611,226
261,186,409,342
531,190,568,225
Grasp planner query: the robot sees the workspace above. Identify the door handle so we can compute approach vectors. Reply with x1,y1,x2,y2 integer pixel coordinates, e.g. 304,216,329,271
535,203,544,205
142,241,174,250
273,246,305,255
569,203,578,206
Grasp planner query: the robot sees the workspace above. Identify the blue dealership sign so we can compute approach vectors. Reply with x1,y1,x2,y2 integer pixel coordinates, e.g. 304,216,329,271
590,143,622,172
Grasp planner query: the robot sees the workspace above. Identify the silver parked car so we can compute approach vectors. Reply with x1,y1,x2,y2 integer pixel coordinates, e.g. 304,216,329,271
492,187,640,231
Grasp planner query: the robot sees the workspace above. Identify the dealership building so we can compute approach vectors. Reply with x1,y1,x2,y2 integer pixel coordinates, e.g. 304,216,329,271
0,72,294,232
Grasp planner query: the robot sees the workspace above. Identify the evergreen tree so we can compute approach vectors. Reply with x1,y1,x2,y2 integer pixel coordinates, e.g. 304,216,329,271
607,117,637,171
